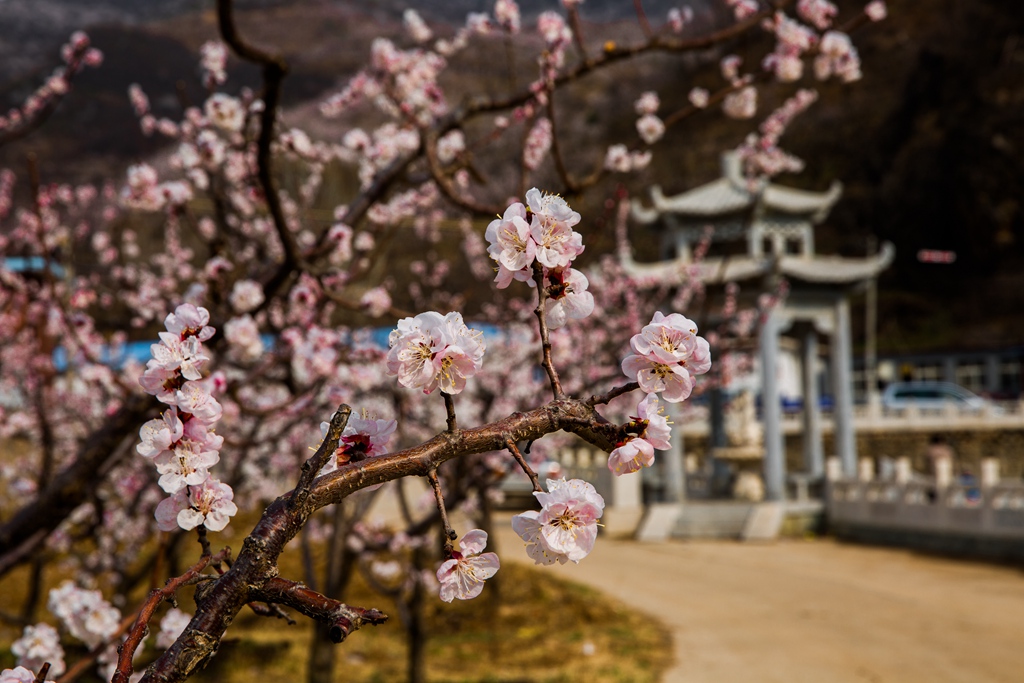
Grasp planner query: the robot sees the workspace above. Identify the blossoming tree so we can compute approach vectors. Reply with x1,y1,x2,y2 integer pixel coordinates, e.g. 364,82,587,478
0,0,886,681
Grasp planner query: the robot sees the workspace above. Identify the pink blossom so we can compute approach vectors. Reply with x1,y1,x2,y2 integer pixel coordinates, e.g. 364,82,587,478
815,31,861,82
538,12,571,45
156,608,191,649
150,333,208,381
525,188,583,269
204,93,245,132
165,303,214,341
864,1,887,21
360,286,392,318
153,422,221,493
495,0,521,33
403,9,433,43
436,129,465,164
634,91,660,115
229,279,265,313
688,87,710,108
12,623,65,677
137,408,184,458
630,150,652,170
621,311,711,402
667,7,688,33
224,314,264,361
720,55,743,81
386,311,485,394
523,118,552,170
485,201,535,273
139,363,180,403
318,413,397,474
436,529,500,601
544,267,594,329
629,311,699,360
621,353,696,402
723,86,757,119
47,581,120,649
512,478,604,564
1,667,52,683
174,381,223,422
727,0,759,20
200,41,228,86
604,144,632,173
608,394,672,476
636,113,665,144
155,478,237,532
797,0,838,30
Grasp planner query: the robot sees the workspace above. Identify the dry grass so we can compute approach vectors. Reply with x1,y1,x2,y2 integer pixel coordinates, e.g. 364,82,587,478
187,562,670,683
0,514,671,683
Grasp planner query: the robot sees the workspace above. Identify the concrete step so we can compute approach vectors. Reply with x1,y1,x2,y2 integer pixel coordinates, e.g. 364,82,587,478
673,502,754,539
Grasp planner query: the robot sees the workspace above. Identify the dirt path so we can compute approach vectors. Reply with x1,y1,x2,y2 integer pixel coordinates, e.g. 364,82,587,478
493,524,1024,683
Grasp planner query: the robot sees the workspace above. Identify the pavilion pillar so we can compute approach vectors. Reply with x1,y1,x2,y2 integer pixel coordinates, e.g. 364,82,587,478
801,329,824,478
663,401,685,503
831,296,857,477
760,310,786,501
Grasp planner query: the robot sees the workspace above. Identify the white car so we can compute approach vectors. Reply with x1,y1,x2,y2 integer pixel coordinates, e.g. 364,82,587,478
881,381,997,413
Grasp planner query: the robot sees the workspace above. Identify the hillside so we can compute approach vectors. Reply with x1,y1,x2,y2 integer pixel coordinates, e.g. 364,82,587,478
0,0,1021,353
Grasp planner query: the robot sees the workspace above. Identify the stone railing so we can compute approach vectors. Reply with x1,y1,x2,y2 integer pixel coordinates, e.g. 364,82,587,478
826,455,1024,557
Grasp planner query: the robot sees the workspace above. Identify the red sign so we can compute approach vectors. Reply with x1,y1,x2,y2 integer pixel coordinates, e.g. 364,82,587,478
917,249,956,264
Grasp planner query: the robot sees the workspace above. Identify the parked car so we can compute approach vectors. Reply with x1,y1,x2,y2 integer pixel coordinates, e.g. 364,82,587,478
881,381,997,413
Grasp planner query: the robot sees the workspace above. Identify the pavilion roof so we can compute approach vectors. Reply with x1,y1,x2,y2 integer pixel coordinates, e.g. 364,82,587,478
632,152,843,224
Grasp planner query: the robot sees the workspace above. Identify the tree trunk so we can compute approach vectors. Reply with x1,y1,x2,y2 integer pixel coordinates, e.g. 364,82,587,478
305,502,356,683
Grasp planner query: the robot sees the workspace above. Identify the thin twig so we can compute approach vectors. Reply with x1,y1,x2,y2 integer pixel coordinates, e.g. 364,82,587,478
634,0,653,38
442,393,457,433
111,548,230,683
426,469,456,556
545,90,578,194
531,264,564,398
291,404,352,511
216,0,301,296
566,5,589,62
505,438,541,493
422,130,502,216
587,381,640,407
195,526,212,558
32,663,50,683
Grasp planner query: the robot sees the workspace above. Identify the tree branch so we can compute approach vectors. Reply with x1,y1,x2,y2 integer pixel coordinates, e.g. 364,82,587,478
141,395,619,683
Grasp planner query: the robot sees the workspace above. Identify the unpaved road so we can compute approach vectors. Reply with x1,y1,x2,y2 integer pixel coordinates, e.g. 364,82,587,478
494,525,1024,683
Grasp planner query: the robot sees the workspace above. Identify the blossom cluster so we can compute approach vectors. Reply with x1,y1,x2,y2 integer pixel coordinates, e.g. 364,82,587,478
735,88,819,179
0,31,102,136
607,393,673,476
484,189,594,329
512,478,605,565
10,623,65,678
621,311,711,403
386,311,486,394
137,304,237,532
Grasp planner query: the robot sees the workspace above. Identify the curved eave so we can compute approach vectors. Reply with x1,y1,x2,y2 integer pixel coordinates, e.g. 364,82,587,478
620,253,769,284
778,242,895,282
618,242,895,285
633,179,843,224
762,181,843,221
